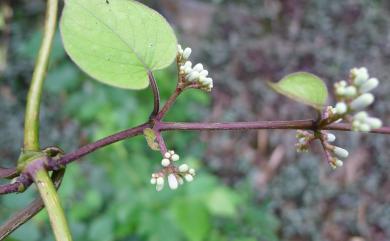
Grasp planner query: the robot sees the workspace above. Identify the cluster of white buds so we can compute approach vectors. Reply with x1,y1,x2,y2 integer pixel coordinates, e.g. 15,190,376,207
295,130,315,152
321,132,348,169
333,67,382,132
150,150,196,191
177,44,213,91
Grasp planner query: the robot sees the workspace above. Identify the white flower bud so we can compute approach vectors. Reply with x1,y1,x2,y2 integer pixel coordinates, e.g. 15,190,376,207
183,48,192,59
335,102,348,114
184,66,192,74
177,176,184,185
354,111,368,121
183,61,192,68
156,177,164,191
156,176,164,185
161,158,170,167
352,120,361,131
339,81,347,87
344,86,357,97
199,70,209,77
189,168,196,175
365,117,382,129
169,150,175,155
359,123,371,132
333,146,349,159
150,178,157,185
168,174,179,190
179,164,189,172
335,159,343,167
352,67,369,85
171,154,180,162
359,78,379,93
184,174,194,182
193,63,204,72
326,133,336,142
187,71,200,82
164,152,171,159
298,137,306,144
177,45,183,54
202,77,213,86
336,86,346,96
350,93,374,110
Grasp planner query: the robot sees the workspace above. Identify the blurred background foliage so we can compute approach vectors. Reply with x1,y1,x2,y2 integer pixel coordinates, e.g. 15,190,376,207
0,0,389,241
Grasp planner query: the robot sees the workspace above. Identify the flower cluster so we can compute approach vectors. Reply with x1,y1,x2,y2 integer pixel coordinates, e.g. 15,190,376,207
177,45,213,91
333,67,382,132
150,150,196,191
295,130,315,152
322,132,348,169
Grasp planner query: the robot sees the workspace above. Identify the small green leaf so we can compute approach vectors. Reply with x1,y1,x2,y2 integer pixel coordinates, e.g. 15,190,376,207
60,0,177,89
143,128,160,151
205,187,239,217
268,72,328,109
172,199,211,241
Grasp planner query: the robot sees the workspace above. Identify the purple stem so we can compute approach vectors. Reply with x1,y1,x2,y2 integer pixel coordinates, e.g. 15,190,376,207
0,168,18,179
148,71,160,119
2,119,390,195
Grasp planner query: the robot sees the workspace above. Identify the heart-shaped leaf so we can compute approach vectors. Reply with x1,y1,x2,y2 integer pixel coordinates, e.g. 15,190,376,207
268,72,328,109
60,0,177,89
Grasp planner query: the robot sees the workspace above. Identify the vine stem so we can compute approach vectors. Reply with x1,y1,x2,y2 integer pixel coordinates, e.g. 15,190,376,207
29,165,72,241
1,120,390,196
23,0,58,151
0,169,65,240
155,86,182,120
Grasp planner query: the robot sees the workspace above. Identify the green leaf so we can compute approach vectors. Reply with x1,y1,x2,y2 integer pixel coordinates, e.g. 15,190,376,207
268,72,328,109
143,128,160,151
60,0,177,89
205,187,239,217
172,199,211,241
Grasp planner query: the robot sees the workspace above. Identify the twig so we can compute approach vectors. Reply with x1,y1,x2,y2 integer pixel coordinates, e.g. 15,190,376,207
155,87,182,120
148,71,160,120
0,167,18,179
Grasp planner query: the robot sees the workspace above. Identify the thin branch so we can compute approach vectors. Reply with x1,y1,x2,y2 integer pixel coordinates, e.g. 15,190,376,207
53,123,150,169
0,167,18,179
155,87,182,120
154,130,168,155
0,174,32,195
0,169,65,240
1,119,389,196
23,0,58,151
148,71,160,120
158,120,316,131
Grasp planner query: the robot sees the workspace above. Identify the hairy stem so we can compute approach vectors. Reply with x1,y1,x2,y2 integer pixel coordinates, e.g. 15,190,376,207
31,168,72,241
23,0,58,151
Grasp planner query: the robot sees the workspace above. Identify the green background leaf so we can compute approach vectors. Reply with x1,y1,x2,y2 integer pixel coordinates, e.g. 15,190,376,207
60,0,177,89
172,199,211,241
268,72,328,109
